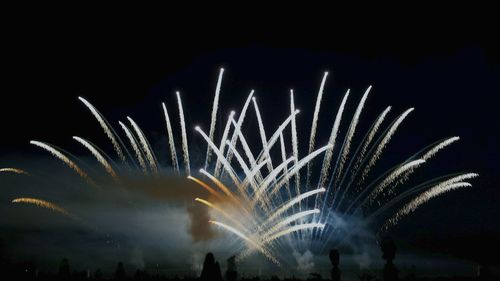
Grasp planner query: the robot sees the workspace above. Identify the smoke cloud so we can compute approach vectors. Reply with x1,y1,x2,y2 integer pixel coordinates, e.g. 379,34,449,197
293,250,315,272
0,157,232,273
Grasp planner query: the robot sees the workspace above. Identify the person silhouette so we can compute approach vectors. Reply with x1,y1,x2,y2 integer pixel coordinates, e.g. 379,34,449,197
200,252,222,281
329,249,341,281
380,237,398,281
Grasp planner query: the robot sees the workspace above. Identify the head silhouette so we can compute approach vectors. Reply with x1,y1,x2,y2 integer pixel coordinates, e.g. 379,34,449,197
329,249,340,266
381,237,396,262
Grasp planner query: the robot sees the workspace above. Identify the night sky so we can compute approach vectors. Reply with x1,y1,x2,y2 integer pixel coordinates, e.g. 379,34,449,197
1,9,499,276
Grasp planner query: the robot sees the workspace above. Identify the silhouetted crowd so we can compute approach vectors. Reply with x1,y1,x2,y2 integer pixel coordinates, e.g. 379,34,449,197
0,238,497,281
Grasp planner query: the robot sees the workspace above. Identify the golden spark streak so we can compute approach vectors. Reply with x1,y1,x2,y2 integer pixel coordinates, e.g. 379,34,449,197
0,168,28,175
12,197,74,218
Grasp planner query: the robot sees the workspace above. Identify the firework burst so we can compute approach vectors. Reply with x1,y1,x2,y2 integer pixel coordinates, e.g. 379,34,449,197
1,68,477,267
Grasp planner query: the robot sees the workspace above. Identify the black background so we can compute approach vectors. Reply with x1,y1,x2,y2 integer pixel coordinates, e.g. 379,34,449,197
1,7,499,264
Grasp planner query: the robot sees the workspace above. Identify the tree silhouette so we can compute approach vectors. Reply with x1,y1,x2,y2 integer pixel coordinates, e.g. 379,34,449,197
114,262,126,281
134,269,150,280
215,261,222,281
226,255,237,281
94,269,103,281
0,239,4,260
0,239,5,273
58,258,70,280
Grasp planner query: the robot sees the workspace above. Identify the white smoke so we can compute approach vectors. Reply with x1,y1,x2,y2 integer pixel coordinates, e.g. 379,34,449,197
130,248,145,269
293,250,315,273
190,252,204,275
353,251,372,270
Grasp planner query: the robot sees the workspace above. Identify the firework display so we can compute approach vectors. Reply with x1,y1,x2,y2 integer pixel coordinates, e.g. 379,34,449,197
1,68,477,267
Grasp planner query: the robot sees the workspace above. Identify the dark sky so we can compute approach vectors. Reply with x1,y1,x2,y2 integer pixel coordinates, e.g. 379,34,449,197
1,10,499,266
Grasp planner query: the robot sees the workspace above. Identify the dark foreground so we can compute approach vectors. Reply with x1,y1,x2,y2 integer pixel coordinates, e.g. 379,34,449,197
1,238,498,281
1,256,498,281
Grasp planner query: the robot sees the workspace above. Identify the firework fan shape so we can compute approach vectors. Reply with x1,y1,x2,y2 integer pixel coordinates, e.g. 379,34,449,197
1,68,477,267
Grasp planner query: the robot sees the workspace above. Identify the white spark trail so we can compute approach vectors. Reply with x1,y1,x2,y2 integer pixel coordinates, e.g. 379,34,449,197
264,209,320,238
240,209,320,258
221,91,254,177
205,68,225,170
365,159,426,205
195,197,246,230
362,108,414,180
73,136,120,182
176,91,190,175
313,90,348,238
78,97,126,162
265,223,324,243
279,133,291,195
351,106,392,176
382,182,472,231
30,141,95,187
199,169,247,208
225,140,259,192
392,137,462,188
230,118,259,172
344,136,460,214
264,188,326,227
255,109,301,163
252,97,274,174
251,156,295,207
369,173,478,219
306,71,329,189
239,210,321,260
422,136,460,160
240,160,270,191
330,107,393,214
413,173,479,194
127,117,158,174
317,90,350,189
210,220,280,266
290,90,300,201
162,102,179,173
289,91,304,244
118,121,148,174
195,126,243,190
270,145,332,198
192,172,257,226
214,111,235,177
334,86,371,183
